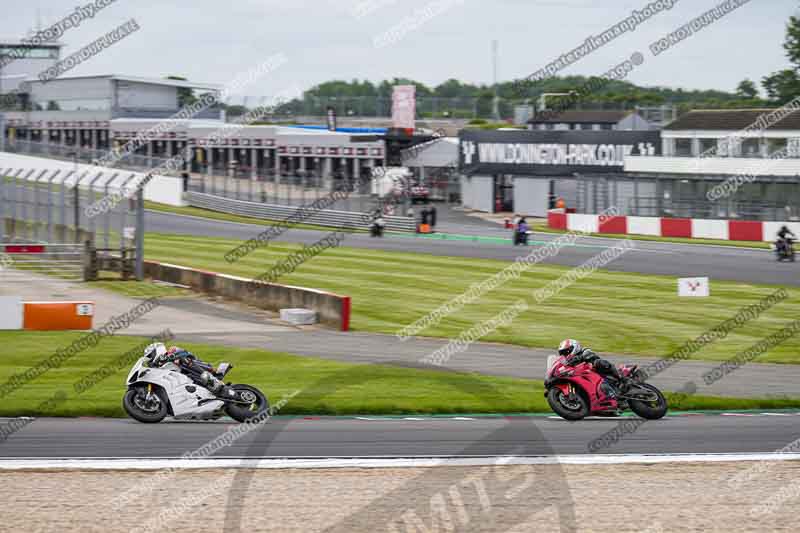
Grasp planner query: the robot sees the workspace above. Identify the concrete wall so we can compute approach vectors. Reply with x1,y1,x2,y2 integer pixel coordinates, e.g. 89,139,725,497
0,296,23,330
144,261,352,331
513,178,550,217
551,211,800,242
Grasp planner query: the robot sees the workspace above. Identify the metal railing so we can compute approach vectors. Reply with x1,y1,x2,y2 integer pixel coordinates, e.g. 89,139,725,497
0,243,85,281
4,138,181,175
186,191,417,232
188,172,379,211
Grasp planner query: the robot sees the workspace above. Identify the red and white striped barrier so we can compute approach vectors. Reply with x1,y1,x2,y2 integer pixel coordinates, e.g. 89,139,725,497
547,211,800,243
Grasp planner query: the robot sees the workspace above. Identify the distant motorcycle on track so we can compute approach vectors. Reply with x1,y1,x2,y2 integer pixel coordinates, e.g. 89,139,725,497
773,238,796,262
544,354,668,421
123,345,269,424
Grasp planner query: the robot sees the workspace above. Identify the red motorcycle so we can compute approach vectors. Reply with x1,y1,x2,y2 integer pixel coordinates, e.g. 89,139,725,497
544,354,668,421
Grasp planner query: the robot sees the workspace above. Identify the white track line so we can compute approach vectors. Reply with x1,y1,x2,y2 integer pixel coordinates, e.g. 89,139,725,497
2,453,800,470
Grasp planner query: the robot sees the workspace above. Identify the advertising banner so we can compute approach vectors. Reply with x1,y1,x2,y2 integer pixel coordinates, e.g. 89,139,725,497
392,85,416,130
459,129,661,176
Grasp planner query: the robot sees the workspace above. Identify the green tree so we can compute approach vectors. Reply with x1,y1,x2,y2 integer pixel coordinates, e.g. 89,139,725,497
166,75,197,108
736,79,759,99
762,15,800,103
224,105,248,118
762,69,800,103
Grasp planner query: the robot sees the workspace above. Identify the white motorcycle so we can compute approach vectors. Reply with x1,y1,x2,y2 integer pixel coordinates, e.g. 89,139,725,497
123,343,269,423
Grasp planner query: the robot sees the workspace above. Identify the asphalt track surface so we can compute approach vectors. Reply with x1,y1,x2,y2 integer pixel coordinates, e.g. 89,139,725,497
2,415,799,458
144,209,799,286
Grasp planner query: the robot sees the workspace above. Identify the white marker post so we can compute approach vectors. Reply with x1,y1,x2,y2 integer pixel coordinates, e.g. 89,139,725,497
678,277,710,297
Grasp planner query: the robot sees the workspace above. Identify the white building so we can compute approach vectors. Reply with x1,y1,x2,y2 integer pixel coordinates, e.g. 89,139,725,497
625,109,800,220
2,74,387,186
0,38,62,95
527,110,655,131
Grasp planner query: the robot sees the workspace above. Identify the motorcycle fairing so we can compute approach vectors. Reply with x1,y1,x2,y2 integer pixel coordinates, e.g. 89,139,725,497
127,357,225,418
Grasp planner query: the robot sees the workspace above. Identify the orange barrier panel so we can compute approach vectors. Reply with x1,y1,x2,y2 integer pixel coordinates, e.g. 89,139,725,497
23,301,94,331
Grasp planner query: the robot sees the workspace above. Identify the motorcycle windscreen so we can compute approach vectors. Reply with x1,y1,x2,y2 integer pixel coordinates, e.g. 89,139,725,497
545,355,558,378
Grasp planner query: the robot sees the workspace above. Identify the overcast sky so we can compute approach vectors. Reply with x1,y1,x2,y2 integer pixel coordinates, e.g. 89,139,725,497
3,0,797,101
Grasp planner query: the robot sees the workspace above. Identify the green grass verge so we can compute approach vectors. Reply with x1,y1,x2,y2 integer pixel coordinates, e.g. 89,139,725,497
87,278,191,299
142,232,800,364
1,331,798,417
144,201,364,234
531,223,771,250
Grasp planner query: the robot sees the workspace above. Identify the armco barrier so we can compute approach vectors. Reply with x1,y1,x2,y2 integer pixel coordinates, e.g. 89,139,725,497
186,191,416,232
549,210,800,242
143,261,351,331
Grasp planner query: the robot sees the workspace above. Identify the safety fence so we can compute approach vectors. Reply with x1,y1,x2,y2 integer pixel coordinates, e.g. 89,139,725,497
0,242,86,281
1,164,145,279
0,147,186,206
186,191,417,232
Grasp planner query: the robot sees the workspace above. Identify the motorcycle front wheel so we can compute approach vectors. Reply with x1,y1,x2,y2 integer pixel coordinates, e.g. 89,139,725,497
225,384,270,423
546,387,589,421
627,383,668,420
123,385,169,423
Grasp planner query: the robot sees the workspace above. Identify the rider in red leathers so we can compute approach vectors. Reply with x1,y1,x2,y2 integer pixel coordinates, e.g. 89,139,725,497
558,339,631,397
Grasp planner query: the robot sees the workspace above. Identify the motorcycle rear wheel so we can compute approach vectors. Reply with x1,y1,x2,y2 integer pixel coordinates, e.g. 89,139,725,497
547,387,589,421
627,383,668,420
225,384,270,423
123,385,168,423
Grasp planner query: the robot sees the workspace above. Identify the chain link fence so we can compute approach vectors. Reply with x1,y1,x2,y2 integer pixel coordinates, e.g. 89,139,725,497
0,165,144,280
5,138,179,175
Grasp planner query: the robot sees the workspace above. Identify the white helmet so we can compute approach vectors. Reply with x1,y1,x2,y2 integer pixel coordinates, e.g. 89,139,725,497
144,342,167,361
558,339,582,357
